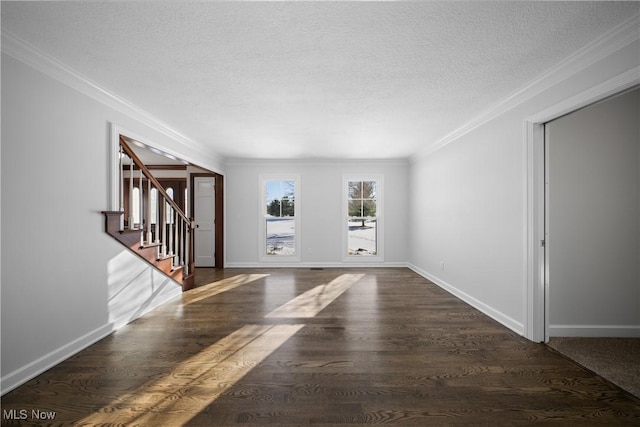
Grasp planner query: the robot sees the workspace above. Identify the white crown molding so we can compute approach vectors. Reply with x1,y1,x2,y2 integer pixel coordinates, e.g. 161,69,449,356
0,29,225,166
527,66,640,124
410,13,640,163
225,157,409,166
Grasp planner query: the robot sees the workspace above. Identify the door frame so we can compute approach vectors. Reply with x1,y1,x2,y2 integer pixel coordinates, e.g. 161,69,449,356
524,70,639,343
191,172,224,268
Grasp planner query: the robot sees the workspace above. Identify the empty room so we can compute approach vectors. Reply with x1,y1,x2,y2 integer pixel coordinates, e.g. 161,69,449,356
1,1,639,425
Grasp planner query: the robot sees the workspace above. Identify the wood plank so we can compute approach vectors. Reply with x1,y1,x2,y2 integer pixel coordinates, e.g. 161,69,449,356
2,268,639,425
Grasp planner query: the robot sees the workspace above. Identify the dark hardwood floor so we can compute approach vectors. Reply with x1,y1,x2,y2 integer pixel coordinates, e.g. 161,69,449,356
2,268,639,426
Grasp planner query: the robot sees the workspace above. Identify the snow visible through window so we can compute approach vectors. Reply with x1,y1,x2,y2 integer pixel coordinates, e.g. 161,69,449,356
265,180,296,256
347,180,377,256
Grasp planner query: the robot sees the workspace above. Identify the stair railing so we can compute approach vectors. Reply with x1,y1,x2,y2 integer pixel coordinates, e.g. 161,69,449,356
118,136,194,277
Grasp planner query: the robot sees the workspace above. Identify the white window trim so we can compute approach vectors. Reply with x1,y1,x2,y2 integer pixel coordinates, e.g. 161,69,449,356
259,174,301,262
342,174,384,263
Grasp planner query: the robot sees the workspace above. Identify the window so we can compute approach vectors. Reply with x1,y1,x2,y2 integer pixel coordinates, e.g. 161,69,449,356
260,176,300,260
344,175,383,260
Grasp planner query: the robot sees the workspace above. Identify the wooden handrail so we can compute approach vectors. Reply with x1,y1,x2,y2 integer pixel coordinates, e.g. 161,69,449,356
120,136,191,225
102,136,196,289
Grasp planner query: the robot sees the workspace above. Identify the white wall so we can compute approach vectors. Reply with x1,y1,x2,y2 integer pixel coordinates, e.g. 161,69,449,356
225,160,409,266
409,126,524,331
547,88,639,336
408,21,639,336
0,53,223,394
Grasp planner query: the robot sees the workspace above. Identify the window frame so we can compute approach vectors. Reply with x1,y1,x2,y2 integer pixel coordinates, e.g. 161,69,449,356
342,174,384,263
259,174,301,262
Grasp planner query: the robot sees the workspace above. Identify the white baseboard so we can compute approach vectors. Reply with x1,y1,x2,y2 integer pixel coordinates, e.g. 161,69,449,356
408,264,524,336
1,324,114,395
1,289,180,396
549,325,640,338
224,261,409,269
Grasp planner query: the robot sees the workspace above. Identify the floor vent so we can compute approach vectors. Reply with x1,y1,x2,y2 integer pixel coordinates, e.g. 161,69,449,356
310,267,324,271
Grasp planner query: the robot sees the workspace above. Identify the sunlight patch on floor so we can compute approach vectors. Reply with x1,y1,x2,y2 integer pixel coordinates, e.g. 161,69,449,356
265,273,365,318
78,323,303,426
80,272,362,424
182,274,269,305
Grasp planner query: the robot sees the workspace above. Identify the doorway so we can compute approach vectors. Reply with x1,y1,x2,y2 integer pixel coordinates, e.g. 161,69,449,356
524,75,639,343
544,87,639,338
194,176,215,267
191,173,224,269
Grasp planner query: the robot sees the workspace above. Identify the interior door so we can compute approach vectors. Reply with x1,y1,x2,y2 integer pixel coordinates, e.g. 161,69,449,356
194,176,216,267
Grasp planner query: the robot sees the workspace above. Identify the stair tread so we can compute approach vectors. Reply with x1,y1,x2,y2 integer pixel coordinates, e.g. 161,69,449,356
141,242,162,248
119,229,142,235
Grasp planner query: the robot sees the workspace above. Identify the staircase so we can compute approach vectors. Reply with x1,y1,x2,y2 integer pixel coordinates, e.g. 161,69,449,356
103,136,195,291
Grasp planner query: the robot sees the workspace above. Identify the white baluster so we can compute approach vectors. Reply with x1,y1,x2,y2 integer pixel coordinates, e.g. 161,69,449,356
129,160,134,229
181,220,185,267
161,200,167,257
174,213,179,267
147,179,152,244
153,188,159,243
119,145,124,230
168,201,172,256
185,226,190,276
139,167,144,245
169,205,174,257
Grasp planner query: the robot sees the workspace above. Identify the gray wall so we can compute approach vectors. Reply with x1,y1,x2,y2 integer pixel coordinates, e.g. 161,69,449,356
547,88,640,336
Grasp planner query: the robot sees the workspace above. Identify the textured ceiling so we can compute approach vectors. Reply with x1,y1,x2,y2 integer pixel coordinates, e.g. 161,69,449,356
2,1,638,160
